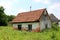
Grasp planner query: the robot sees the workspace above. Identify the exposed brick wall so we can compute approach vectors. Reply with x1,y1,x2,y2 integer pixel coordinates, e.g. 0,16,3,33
13,27,18,30
32,27,40,32
22,27,28,31
13,26,40,32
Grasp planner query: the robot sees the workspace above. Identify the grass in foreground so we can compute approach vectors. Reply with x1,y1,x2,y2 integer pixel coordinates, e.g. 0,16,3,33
0,26,60,40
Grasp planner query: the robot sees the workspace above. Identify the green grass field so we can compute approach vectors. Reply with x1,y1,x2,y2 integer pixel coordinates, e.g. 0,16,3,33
0,26,60,40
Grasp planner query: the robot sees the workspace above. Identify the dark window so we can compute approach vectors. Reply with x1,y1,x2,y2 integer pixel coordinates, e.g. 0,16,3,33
18,25,22,30
28,24,32,31
45,24,48,29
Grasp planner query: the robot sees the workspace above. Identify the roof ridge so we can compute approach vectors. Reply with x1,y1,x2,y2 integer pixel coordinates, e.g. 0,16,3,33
18,8,46,14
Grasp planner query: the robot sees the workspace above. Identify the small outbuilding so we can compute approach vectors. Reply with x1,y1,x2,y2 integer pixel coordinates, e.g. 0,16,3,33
49,14,59,24
12,8,51,32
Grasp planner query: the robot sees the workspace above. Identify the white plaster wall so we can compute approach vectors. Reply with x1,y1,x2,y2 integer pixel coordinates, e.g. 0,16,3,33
47,20,51,28
13,24,18,28
59,22,60,26
13,22,39,29
40,20,51,30
40,20,45,30
40,10,51,30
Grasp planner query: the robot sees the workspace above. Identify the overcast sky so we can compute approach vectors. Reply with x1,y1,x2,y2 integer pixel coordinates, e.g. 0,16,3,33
0,0,60,19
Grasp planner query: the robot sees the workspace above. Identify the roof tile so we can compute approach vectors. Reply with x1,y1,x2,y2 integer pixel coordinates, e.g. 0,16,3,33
12,9,45,23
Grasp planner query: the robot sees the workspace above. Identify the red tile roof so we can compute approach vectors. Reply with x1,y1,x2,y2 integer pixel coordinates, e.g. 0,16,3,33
12,8,46,23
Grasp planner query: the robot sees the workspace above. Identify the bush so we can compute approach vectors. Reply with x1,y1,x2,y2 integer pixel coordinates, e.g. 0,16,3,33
52,23,59,31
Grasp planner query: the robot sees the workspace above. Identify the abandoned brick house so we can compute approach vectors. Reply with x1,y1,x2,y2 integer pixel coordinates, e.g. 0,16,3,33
12,8,51,32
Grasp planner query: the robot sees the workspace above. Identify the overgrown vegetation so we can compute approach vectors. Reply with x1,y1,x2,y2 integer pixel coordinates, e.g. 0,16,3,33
7,15,15,22
0,6,15,26
0,6,8,26
0,24,60,40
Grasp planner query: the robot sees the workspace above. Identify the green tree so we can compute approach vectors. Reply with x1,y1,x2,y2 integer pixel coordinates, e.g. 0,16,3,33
0,6,8,26
7,15,15,22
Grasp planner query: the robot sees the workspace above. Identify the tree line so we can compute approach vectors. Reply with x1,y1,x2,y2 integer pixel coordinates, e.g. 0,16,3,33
0,6,15,26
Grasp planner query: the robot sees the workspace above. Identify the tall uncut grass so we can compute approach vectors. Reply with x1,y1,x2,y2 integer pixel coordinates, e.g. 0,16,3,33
0,25,60,40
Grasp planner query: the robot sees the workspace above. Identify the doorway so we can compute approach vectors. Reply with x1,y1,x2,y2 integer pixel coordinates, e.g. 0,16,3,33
18,25,22,30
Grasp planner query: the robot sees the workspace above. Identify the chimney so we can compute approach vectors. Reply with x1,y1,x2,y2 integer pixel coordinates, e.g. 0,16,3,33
30,6,31,12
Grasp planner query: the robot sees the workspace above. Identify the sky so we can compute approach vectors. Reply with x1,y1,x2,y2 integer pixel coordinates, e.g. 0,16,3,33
0,0,60,19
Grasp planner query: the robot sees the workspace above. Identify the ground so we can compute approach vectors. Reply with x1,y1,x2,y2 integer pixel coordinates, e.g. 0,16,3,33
0,26,60,40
